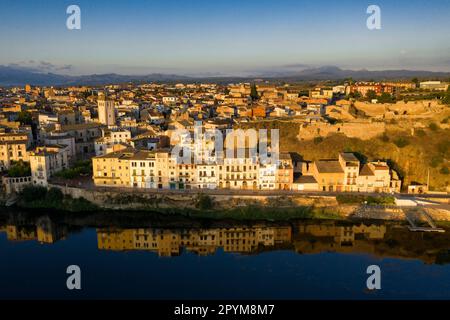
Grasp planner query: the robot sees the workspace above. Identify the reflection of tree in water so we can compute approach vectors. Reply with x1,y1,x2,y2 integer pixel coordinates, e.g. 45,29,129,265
436,250,450,265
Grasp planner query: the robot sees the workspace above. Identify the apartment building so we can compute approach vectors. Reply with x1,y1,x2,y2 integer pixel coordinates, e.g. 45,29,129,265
311,153,400,193
347,82,395,97
95,128,131,156
29,145,70,187
129,150,175,189
276,153,294,190
56,123,103,157
357,161,401,193
92,147,134,187
310,87,334,100
92,146,293,191
197,163,217,189
218,149,259,190
0,139,29,170
0,132,31,147
419,81,449,91
311,159,345,192
44,132,76,163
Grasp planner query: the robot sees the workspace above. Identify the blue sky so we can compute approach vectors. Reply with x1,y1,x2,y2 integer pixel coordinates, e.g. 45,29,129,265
1,0,449,75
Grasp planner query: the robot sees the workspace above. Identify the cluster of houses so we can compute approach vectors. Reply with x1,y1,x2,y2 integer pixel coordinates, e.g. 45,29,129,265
0,80,428,195
93,146,402,193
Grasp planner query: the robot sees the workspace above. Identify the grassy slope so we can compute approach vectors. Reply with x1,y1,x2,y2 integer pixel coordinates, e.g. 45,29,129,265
240,120,450,191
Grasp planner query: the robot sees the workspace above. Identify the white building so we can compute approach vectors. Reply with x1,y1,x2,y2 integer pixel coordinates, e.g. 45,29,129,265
258,163,277,190
44,132,76,163
419,81,449,91
95,128,131,156
29,145,70,187
196,163,218,189
162,96,177,104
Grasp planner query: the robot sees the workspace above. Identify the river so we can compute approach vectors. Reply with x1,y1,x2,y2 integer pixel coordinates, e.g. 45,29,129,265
0,209,449,299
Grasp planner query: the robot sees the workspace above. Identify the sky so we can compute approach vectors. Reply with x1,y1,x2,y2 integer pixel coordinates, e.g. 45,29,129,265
1,0,450,75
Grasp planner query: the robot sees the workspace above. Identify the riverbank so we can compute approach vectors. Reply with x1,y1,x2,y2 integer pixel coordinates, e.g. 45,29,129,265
12,194,343,222
3,185,450,223
7,184,359,221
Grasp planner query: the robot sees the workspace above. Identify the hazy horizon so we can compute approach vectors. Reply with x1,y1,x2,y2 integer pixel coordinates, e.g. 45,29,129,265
3,63,450,78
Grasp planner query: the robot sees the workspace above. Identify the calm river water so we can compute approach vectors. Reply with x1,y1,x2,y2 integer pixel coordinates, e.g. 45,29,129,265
0,209,449,299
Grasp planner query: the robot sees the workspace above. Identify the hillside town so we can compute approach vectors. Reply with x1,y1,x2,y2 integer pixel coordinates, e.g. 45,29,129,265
1,79,449,197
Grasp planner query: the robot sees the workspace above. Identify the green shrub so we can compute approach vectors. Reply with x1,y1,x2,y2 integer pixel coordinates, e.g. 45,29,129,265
21,185,47,202
430,156,443,168
437,141,450,157
55,160,92,179
336,194,366,204
313,137,324,145
429,122,439,131
46,187,64,203
394,137,410,148
7,161,31,177
196,194,213,210
70,197,98,211
416,129,426,137
440,166,450,175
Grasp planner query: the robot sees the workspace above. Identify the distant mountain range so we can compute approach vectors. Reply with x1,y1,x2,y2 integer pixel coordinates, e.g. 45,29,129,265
272,66,450,81
0,66,190,87
1,65,449,87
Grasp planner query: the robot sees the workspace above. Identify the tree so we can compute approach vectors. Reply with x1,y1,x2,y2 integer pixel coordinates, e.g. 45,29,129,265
366,90,377,101
250,83,259,101
21,186,47,202
378,92,395,103
347,91,362,100
428,122,439,131
430,156,443,168
443,86,450,105
345,77,354,85
17,111,33,125
46,188,64,203
196,193,213,210
394,137,410,148
7,160,31,177
440,166,449,175
411,78,419,86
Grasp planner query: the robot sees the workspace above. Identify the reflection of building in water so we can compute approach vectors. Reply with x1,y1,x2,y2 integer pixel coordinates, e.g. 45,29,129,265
294,223,386,254
97,226,292,256
5,225,37,242
135,229,181,257
2,216,448,264
36,216,68,244
97,229,182,256
1,216,67,244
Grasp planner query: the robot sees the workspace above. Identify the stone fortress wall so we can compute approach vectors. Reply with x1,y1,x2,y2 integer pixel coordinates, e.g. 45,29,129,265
298,121,386,141
300,100,447,141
